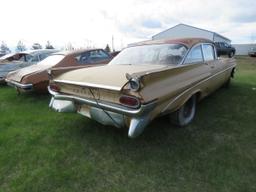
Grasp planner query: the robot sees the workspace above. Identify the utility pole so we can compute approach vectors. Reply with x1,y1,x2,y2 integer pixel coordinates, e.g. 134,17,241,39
112,35,115,52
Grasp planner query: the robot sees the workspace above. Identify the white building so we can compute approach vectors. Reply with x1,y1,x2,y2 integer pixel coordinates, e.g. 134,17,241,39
232,44,256,55
152,23,231,44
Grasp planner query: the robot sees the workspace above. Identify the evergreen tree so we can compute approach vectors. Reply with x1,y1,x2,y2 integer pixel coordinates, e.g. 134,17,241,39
0,41,11,55
32,43,42,50
16,41,26,52
104,44,111,53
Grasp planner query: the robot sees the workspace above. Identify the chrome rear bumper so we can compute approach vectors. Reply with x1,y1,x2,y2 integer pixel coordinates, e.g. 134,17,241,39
5,79,33,91
0,77,6,84
48,87,157,138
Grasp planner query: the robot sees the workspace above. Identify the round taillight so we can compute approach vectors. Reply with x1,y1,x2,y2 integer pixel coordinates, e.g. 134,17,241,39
119,95,140,108
49,84,60,92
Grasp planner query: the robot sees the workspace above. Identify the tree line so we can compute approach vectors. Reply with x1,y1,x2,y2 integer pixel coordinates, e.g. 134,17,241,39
1,41,113,56
0,41,55,55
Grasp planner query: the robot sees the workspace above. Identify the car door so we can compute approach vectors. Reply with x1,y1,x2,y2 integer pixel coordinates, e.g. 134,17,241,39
202,43,226,92
183,44,213,95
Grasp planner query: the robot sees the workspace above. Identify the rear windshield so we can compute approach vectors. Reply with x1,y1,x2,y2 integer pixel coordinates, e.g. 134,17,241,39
0,53,30,62
36,54,65,67
109,44,188,66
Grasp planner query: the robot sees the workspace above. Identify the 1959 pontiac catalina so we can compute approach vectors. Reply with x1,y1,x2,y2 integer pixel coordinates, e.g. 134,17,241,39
48,38,236,138
5,49,112,93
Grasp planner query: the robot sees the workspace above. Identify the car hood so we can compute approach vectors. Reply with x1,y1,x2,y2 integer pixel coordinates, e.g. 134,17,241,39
54,64,166,91
6,63,51,82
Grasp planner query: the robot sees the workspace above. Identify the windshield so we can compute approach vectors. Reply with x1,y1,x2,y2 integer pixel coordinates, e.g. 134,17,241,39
36,54,65,67
109,44,188,66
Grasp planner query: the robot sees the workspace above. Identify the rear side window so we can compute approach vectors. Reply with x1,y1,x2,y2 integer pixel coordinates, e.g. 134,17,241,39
25,54,39,62
202,44,215,61
89,50,110,60
184,45,203,64
39,53,50,61
76,50,110,64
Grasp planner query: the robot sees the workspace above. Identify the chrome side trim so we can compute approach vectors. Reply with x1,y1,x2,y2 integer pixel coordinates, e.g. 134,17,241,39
48,86,156,117
5,79,33,90
161,64,236,113
53,79,122,91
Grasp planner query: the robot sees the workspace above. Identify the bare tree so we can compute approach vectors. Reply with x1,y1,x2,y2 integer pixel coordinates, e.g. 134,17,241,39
45,41,54,49
66,42,74,51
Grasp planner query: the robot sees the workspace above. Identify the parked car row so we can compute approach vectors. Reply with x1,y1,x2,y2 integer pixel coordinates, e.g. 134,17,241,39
0,49,57,84
214,42,236,58
5,49,112,93
1,38,236,138
248,47,256,57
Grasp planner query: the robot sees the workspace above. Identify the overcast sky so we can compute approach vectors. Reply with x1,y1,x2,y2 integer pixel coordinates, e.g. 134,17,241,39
1,0,256,50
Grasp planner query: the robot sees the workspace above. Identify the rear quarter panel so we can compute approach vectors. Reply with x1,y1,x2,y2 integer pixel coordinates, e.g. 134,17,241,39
137,58,235,118
138,63,212,116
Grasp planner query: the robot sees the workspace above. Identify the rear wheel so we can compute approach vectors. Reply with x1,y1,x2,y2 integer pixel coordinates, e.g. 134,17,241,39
223,78,231,88
223,68,235,88
170,95,196,126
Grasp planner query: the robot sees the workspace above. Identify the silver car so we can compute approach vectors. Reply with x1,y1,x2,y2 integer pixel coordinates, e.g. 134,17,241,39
0,49,57,84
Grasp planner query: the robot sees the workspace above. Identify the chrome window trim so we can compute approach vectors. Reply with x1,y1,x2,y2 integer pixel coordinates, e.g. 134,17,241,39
181,42,217,66
201,43,216,61
181,43,204,65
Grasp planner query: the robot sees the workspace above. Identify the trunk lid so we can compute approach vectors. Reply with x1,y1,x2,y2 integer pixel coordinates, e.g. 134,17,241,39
55,64,165,91
6,63,49,82
0,62,31,78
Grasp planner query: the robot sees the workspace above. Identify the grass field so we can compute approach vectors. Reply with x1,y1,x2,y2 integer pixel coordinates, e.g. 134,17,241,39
0,56,256,192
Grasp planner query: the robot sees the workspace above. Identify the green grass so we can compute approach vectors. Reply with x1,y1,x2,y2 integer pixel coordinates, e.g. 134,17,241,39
0,56,256,192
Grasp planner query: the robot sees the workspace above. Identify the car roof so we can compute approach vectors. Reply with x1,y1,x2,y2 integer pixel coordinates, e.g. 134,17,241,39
130,38,213,48
54,48,104,56
0,50,58,61
21,49,58,55
0,53,18,60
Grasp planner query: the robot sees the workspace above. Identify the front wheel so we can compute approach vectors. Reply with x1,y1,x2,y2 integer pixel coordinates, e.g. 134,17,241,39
228,51,234,58
170,95,196,126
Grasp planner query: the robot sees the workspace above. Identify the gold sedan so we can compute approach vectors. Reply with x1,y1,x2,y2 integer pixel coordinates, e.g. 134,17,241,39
48,38,236,138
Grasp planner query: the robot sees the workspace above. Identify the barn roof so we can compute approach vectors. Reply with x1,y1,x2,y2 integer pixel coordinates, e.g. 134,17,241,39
152,23,231,42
